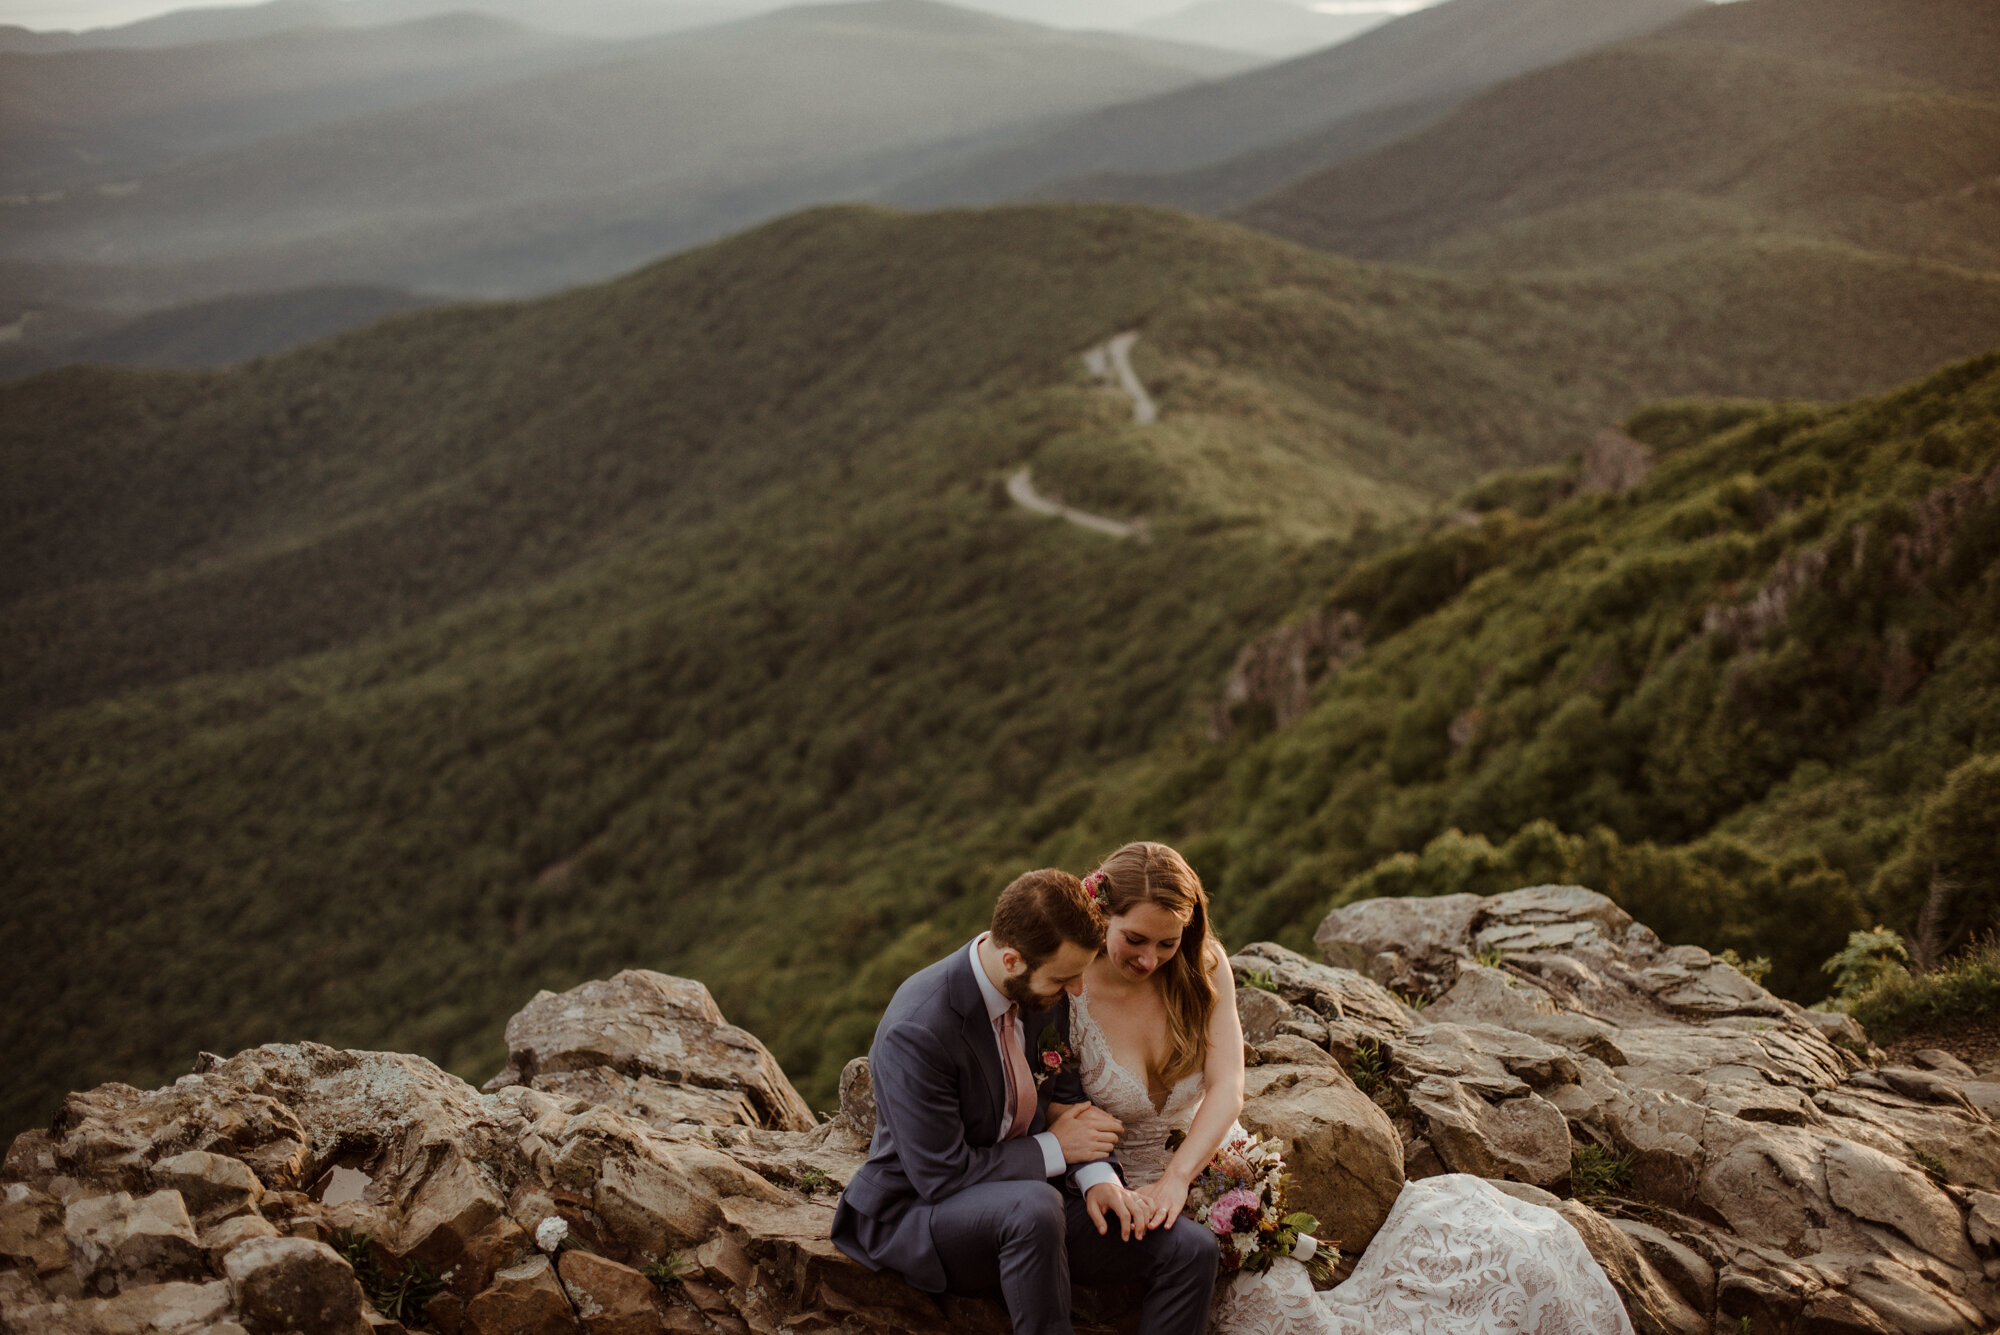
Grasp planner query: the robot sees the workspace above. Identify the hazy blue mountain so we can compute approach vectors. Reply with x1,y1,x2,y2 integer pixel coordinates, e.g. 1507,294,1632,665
885,0,1702,208
0,0,1254,308
928,0,1191,27
0,14,607,192
1,0,349,49
1135,0,1391,59
1026,92,1456,214
0,0,757,48
0,283,436,379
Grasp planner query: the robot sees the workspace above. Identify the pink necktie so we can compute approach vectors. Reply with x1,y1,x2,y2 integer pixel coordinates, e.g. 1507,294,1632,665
996,1006,1038,1139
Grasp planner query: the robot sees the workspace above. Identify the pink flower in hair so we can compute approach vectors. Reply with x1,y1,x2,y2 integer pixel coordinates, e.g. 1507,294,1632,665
1082,871,1105,903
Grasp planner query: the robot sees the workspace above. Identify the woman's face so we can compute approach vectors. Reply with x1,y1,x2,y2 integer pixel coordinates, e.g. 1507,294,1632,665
1105,901,1192,982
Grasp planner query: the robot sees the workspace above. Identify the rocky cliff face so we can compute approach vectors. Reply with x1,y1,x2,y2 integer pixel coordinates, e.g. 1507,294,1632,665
6,888,2000,1335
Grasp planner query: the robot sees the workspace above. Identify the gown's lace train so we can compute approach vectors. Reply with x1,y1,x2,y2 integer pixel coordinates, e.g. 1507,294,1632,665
1069,990,1635,1335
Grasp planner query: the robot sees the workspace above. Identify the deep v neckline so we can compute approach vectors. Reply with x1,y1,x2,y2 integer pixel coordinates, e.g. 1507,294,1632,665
1074,986,1192,1115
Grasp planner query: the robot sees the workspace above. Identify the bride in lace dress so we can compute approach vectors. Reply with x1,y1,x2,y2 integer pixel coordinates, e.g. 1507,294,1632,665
1067,842,1634,1335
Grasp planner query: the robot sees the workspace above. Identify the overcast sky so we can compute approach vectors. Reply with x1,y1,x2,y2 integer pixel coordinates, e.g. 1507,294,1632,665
3,0,1445,32
4,0,176,24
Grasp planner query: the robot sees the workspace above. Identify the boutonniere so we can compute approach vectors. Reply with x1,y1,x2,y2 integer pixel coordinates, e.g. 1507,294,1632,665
1034,1021,1077,1088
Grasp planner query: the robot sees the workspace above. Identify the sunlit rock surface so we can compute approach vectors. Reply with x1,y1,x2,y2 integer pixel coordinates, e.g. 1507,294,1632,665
6,887,2000,1332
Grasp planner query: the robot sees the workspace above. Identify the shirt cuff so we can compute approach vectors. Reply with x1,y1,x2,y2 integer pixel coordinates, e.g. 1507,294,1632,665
1034,1131,1064,1178
1072,1161,1120,1194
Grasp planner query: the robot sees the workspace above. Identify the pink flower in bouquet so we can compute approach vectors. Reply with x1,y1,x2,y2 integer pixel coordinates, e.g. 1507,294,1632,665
1207,1188,1260,1236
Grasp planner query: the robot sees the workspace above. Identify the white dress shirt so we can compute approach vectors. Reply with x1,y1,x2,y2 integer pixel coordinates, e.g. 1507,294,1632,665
970,934,1119,1194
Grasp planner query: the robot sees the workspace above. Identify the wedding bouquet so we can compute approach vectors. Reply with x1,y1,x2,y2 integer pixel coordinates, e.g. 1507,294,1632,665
1170,1129,1335,1282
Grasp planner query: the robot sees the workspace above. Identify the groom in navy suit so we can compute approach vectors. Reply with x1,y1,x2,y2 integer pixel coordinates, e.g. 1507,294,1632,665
833,868,1218,1335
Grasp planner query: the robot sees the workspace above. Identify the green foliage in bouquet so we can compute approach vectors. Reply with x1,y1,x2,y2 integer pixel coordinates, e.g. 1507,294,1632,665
1175,1130,1337,1283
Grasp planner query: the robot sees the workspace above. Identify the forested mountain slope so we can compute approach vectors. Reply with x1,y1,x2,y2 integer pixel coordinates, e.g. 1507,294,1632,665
4,204,1998,1139
1083,356,2000,1009
886,0,1698,209
1239,0,2000,273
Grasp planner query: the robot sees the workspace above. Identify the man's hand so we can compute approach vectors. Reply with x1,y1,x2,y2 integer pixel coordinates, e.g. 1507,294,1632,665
1085,1180,1148,1242
1049,1102,1122,1164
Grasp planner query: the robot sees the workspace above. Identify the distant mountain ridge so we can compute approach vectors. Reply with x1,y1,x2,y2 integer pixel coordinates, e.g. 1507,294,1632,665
0,283,436,380
1235,0,2000,272
1135,0,1390,58
0,13,608,192
0,0,756,47
0,0,1255,308
886,0,1701,208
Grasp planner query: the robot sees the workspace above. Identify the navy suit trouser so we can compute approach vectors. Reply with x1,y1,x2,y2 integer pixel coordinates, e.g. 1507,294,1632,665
929,1179,1219,1335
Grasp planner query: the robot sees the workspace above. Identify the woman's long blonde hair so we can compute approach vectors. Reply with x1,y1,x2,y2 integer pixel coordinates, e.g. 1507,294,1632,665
1089,841,1217,1085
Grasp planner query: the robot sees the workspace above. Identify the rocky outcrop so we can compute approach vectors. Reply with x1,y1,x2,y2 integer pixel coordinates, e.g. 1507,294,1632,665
482,971,816,1133
1308,884,2000,1333
1210,607,1365,740
1578,428,1654,495
9,886,2000,1334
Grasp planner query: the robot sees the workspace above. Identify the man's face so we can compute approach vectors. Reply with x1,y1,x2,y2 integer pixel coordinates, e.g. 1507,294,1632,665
1002,940,1098,1011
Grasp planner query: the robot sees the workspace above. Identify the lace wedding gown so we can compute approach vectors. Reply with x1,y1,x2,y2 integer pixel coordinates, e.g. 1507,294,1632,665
1070,990,1635,1335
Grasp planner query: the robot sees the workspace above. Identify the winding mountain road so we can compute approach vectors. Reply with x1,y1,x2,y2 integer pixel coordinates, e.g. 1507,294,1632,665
1083,330,1157,424
1006,467,1145,539
1005,331,1158,540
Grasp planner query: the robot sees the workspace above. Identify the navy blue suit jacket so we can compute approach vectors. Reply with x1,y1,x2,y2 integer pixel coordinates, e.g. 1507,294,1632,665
830,941,1106,1293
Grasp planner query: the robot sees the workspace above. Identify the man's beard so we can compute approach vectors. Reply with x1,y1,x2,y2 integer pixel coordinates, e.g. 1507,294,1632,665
1002,971,1058,1012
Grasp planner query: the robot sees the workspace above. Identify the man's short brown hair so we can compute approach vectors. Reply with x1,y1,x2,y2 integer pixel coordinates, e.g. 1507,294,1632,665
991,868,1105,969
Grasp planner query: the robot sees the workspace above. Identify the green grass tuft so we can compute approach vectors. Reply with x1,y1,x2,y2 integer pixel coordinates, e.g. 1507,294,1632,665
1570,1144,1635,1203
333,1229,444,1323
645,1254,694,1290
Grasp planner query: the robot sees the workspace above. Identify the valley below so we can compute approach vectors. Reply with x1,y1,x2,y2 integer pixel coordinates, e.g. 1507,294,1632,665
2,0,1998,1279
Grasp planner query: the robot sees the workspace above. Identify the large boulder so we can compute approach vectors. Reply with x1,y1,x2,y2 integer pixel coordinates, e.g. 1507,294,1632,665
1313,884,2000,1330
1237,1061,1403,1253
0,1182,72,1288
0,1277,233,1334
150,1151,264,1224
557,1249,669,1335
1554,1201,1705,1335
1229,943,1413,1035
63,1190,207,1293
48,1075,312,1196
1403,1077,1571,1187
483,971,817,1132
222,1235,367,1334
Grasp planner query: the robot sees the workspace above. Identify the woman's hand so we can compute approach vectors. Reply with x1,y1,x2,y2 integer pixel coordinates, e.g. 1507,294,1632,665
1134,1174,1190,1231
